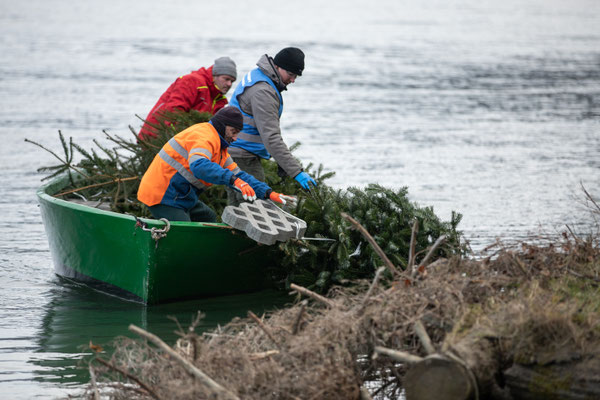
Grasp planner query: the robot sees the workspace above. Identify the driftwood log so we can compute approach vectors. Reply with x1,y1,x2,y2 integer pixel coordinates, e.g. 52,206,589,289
402,327,600,400
404,331,503,400
503,361,600,400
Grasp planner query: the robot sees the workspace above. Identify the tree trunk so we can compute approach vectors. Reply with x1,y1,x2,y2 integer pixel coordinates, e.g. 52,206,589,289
404,334,502,400
503,360,600,400
404,333,600,400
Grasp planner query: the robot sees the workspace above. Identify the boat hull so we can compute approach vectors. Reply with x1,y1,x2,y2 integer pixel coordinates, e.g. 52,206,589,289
37,176,272,304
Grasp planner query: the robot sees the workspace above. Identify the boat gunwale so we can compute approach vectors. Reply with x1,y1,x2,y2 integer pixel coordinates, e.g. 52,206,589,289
36,175,232,230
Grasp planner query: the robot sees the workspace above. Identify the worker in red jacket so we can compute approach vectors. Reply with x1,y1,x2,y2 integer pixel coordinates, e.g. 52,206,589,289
138,107,294,222
138,57,238,140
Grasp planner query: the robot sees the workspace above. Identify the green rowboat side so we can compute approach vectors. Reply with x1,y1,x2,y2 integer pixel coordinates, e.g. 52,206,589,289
37,176,273,304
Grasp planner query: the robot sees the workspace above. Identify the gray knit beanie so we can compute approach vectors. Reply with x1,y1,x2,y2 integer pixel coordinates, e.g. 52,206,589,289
212,56,237,79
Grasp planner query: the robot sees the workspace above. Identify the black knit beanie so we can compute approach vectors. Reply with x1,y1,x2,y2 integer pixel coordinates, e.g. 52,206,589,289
273,47,305,76
210,107,243,137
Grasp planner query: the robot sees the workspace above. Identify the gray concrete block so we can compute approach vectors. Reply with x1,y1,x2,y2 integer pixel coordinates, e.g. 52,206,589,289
222,200,307,245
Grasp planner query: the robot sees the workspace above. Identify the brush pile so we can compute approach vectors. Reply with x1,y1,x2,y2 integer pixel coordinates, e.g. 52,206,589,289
82,206,600,399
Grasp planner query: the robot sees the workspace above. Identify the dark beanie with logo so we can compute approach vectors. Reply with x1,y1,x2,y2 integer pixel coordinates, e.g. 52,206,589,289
273,47,305,76
210,107,243,137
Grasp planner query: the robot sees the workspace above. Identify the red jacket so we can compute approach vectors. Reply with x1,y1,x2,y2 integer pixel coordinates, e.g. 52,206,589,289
138,66,227,139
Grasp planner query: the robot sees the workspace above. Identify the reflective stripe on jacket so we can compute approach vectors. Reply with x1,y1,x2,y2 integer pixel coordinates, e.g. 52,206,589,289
228,67,283,159
138,66,227,140
137,122,241,211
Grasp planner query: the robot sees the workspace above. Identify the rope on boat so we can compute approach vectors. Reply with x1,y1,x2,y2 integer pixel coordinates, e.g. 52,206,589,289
135,217,171,241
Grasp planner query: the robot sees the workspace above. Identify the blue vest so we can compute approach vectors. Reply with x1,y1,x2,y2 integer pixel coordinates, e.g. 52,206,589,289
229,68,283,159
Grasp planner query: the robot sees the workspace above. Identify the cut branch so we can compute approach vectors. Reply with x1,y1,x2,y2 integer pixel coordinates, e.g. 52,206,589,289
408,220,419,269
94,357,162,400
358,267,386,313
414,320,435,355
128,324,240,400
419,235,446,268
89,364,101,400
248,311,281,349
292,300,308,335
248,350,280,361
341,212,401,275
412,235,446,278
374,346,423,364
290,283,335,308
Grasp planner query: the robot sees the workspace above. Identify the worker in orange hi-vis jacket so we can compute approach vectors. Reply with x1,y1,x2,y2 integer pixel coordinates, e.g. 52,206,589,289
137,107,295,222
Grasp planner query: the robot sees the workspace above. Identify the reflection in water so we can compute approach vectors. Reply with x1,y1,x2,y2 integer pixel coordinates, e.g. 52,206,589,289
31,277,291,391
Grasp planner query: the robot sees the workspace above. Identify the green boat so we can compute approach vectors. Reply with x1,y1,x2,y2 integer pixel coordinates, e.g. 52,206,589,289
37,175,273,304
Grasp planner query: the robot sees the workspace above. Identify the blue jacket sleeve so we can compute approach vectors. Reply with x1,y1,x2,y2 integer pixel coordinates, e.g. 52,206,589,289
189,157,234,185
234,170,272,200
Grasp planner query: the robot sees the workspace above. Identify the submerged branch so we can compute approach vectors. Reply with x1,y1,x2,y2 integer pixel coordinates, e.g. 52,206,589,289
94,357,162,400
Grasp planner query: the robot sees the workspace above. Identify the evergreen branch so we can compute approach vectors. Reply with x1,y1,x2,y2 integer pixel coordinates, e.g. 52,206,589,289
41,166,71,182
37,164,68,173
59,131,70,163
71,141,95,163
104,130,138,154
25,138,68,166
25,134,91,179
93,139,118,162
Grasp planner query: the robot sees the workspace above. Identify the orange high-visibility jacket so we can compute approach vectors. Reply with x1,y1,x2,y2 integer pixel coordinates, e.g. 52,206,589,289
138,122,263,211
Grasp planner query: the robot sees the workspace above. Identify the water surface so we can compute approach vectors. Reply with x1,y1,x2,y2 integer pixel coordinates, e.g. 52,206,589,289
1,0,599,398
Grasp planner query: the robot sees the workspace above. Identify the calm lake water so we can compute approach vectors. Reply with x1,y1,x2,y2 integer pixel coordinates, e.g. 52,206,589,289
1,0,599,398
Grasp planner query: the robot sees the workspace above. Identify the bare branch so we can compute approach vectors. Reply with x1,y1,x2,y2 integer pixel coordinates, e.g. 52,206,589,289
290,283,335,308
414,320,435,355
374,346,423,364
88,364,101,400
408,220,419,269
128,324,240,400
358,267,386,313
94,357,162,400
248,311,281,349
292,300,308,335
341,212,401,275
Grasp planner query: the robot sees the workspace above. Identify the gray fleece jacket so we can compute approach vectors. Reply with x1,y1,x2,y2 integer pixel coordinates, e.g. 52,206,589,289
228,54,303,178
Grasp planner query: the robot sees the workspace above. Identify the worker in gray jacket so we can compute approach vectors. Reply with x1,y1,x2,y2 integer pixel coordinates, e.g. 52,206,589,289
226,47,317,206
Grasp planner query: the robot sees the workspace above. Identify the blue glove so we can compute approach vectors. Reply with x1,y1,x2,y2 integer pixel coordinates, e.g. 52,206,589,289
294,171,317,190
